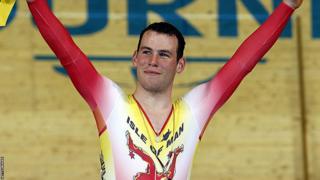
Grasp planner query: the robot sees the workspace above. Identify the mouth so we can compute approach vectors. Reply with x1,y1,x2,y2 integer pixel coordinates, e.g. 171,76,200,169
144,70,161,75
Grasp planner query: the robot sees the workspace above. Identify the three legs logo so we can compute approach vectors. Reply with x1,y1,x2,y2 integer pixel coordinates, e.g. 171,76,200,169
126,131,184,180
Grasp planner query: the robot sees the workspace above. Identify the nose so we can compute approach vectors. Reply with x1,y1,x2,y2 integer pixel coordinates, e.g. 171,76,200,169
149,54,159,67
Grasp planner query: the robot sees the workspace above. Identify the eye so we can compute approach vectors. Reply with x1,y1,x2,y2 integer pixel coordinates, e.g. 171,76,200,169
141,50,151,55
159,52,170,58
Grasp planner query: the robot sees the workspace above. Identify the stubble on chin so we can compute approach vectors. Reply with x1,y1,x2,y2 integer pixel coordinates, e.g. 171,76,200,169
139,80,164,94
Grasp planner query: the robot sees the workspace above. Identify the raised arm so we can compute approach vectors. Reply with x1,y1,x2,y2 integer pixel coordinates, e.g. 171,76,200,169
27,0,102,109
184,0,303,139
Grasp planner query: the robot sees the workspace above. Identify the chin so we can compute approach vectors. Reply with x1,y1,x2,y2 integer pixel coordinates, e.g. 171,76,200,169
143,84,163,93
137,76,172,93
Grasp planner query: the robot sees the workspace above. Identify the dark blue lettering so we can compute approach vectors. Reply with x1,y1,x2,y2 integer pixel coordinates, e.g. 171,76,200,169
34,0,108,35
141,134,147,144
135,127,141,137
312,0,320,38
174,131,179,141
129,121,135,130
128,0,201,36
127,117,147,144
67,0,108,35
218,0,237,36
179,123,184,135
166,136,174,148
218,0,291,37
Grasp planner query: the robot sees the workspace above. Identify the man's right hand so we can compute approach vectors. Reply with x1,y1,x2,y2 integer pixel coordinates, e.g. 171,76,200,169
283,0,303,9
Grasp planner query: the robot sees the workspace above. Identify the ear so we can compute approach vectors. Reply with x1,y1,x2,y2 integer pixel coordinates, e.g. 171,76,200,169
176,57,186,73
132,50,138,67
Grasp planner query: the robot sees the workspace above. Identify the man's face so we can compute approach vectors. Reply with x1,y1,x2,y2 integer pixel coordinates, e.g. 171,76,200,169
132,30,185,93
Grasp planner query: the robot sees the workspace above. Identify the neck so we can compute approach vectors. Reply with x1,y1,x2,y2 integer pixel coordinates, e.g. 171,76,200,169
133,85,173,110
133,84,174,134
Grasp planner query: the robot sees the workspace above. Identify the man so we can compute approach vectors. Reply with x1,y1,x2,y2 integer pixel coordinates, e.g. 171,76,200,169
26,0,303,179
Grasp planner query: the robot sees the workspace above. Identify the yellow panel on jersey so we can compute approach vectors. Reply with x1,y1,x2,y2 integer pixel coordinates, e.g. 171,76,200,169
126,95,187,175
99,130,115,180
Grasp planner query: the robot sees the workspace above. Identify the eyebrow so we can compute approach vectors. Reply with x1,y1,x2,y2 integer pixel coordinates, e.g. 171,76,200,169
140,46,173,56
158,50,173,56
140,46,152,51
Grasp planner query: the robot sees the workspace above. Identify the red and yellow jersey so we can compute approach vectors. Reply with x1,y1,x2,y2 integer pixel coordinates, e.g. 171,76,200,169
98,88,200,179
28,0,294,179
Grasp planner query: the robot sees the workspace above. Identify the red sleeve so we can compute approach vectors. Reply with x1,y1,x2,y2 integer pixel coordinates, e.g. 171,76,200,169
28,0,102,109
184,2,294,139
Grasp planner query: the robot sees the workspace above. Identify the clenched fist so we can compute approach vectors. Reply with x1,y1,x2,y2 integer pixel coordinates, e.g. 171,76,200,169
283,0,303,9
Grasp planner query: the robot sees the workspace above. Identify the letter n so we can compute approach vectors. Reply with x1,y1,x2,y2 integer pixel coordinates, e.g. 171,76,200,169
218,0,292,38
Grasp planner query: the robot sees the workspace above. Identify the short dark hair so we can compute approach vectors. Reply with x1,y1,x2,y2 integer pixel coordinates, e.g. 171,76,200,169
137,22,186,60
